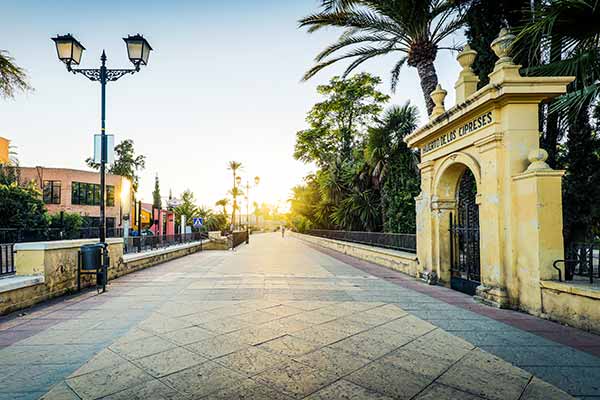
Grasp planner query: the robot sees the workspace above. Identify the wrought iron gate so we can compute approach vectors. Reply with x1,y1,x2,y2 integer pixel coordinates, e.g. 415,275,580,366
449,170,481,295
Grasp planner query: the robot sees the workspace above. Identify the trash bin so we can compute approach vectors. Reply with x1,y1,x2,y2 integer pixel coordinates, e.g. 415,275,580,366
80,243,103,270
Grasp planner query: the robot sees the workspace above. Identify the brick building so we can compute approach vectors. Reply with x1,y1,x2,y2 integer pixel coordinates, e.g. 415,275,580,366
19,167,133,230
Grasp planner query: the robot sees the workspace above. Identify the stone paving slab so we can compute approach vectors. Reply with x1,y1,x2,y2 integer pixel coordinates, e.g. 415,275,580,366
0,233,595,399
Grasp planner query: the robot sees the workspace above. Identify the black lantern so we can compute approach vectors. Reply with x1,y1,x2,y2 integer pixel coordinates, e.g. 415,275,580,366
51,34,85,68
123,34,153,68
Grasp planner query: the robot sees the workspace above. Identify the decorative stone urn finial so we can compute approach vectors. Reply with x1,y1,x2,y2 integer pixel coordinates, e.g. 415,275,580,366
430,84,447,119
455,44,479,103
457,44,477,72
526,148,551,171
491,28,516,65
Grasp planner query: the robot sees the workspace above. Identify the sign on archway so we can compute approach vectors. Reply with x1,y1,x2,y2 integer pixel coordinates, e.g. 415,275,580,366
405,29,573,311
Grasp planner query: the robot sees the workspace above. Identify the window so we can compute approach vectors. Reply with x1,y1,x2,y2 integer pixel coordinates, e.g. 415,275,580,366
71,182,79,205
71,182,116,207
43,181,61,204
107,186,115,207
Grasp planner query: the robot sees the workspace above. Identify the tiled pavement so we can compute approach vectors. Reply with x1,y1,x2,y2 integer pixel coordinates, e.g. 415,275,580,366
0,233,597,399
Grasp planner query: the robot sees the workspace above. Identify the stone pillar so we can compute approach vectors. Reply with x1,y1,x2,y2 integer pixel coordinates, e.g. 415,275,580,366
454,45,479,104
475,133,510,308
512,149,565,313
416,161,435,276
431,198,455,284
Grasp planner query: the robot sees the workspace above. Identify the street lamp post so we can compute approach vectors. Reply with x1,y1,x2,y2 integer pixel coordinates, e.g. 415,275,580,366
234,175,242,231
242,176,260,244
52,33,152,292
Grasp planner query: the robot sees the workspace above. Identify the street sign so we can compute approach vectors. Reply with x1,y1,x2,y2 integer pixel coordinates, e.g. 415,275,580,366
193,217,203,227
93,134,114,164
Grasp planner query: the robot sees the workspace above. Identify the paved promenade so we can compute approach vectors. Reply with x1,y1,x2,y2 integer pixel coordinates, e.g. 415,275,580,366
0,233,598,399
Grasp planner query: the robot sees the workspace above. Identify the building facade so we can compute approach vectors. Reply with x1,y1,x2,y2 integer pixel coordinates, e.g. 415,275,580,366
19,166,132,230
0,137,9,164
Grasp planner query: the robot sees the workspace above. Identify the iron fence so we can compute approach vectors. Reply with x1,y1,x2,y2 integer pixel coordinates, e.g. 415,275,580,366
554,242,600,283
0,244,15,276
0,227,123,244
306,229,417,253
123,232,208,255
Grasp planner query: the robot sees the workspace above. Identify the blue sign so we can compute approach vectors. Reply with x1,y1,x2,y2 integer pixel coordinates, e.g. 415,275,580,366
193,217,204,227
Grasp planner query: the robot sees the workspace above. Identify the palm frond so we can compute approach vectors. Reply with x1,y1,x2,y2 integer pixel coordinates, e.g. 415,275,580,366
315,33,397,62
0,50,33,99
303,44,401,81
390,56,408,92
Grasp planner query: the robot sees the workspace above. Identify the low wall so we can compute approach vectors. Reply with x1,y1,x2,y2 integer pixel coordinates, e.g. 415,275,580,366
0,238,210,316
294,233,600,335
1,238,124,315
540,281,600,334
293,232,418,277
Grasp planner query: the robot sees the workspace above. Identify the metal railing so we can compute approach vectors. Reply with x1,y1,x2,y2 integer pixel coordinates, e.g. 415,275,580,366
123,232,208,255
0,244,15,276
306,229,417,253
554,242,599,283
0,227,123,244
231,231,249,249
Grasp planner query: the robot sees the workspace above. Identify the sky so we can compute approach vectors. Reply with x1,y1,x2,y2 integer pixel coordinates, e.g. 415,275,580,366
1,0,461,212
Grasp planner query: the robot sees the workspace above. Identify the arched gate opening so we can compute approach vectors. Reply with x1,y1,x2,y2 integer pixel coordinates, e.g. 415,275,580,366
449,169,480,295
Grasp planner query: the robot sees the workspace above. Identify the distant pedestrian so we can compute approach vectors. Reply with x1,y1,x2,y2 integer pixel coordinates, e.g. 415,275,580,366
281,226,285,238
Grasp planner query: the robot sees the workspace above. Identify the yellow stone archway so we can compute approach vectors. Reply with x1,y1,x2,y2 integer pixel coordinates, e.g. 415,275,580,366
406,29,573,312
430,154,482,285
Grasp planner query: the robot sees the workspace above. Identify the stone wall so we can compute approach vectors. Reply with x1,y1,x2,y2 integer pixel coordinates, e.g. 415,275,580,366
540,281,600,334
0,239,210,316
1,239,123,315
293,232,418,277
121,241,207,273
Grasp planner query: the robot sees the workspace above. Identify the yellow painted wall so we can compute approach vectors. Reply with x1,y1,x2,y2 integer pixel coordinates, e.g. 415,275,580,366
0,137,9,164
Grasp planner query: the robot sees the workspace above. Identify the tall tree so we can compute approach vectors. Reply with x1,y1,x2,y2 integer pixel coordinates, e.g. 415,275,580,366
464,0,529,88
173,189,199,228
514,0,600,116
299,0,465,114
294,73,388,166
228,161,243,229
152,174,162,209
87,139,146,191
561,107,600,243
0,50,32,99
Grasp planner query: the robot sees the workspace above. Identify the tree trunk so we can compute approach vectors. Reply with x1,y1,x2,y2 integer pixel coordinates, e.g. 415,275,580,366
541,35,562,168
415,60,439,116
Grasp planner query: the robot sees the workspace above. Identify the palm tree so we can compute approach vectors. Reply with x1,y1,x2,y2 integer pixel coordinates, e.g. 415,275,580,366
366,102,419,186
0,50,32,99
227,161,243,230
513,0,600,243
299,0,465,115
366,101,419,230
514,0,600,117
215,198,229,215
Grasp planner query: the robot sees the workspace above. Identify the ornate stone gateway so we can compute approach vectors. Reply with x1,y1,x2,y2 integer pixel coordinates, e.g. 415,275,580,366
449,169,480,295
405,29,574,311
